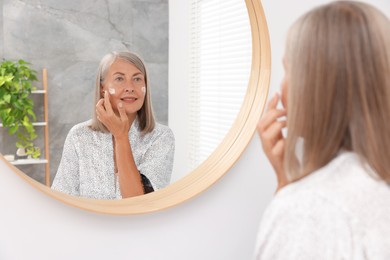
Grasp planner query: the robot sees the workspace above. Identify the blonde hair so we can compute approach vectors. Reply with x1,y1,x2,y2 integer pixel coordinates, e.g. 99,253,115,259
284,1,390,183
89,51,155,134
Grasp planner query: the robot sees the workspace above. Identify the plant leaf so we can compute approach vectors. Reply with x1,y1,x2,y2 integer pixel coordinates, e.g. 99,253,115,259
27,109,36,121
3,94,11,103
1,58,39,154
9,124,19,135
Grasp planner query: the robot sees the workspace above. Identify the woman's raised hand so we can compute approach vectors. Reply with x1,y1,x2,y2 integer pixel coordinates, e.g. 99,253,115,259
96,91,131,139
257,93,288,191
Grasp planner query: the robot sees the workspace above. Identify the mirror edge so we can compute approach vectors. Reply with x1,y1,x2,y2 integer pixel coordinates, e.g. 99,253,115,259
0,0,271,215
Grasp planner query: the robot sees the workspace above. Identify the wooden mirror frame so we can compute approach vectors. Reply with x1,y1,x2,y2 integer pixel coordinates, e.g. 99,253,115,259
0,0,270,215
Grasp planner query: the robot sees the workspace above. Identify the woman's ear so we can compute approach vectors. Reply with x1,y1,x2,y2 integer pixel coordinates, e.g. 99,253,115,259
100,84,105,98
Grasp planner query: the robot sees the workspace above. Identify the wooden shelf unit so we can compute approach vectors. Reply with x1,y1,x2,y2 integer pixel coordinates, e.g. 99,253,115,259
10,158,49,165
1,68,50,186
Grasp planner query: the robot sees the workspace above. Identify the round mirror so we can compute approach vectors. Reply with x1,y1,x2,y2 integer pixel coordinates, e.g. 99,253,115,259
0,0,270,214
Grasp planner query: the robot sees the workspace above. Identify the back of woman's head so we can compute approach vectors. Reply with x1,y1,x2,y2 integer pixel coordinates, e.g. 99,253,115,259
284,1,390,183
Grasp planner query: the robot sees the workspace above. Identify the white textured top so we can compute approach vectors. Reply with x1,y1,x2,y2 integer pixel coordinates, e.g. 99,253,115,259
254,152,390,260
51,119,175,200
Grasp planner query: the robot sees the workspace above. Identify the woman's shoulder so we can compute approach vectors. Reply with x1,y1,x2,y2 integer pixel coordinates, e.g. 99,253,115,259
153,122,173,134
282,152,388,194
132,122,174,148
269,151,390,228
256,152,390,259
148,122,175,141
67,120,94,137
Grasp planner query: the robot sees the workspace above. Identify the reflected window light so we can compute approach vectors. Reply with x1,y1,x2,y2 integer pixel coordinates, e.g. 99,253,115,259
188,0,252,170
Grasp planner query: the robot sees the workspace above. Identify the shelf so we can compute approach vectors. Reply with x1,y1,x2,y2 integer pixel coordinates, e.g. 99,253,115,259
0,122,47,127
9,158,48,165
32,122,47,126
1,68,50,186
31,90,46,94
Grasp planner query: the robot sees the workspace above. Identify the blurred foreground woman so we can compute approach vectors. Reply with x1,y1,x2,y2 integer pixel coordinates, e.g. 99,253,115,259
256,1,390,259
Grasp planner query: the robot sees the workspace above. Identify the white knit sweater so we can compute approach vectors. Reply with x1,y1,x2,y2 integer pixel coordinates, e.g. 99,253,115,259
254,152,390,260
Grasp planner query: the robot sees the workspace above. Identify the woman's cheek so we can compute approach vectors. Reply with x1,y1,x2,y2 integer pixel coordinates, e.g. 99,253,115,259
108,91,119,110
108,87,116,95
281,77,288,109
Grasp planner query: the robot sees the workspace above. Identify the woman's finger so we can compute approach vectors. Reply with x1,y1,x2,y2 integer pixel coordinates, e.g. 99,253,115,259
96,100,106,118
258,93,286,132
96,106,103,117
272,138,285,158
266,92,280,112
262,120,286,141
260,122,286,154
96,107,105,123
258,109,286,133
117,102,128,123
96,98,104,109
103,91,114,114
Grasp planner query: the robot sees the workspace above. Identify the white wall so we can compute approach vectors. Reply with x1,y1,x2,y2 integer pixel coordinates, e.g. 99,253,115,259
1,1,389,259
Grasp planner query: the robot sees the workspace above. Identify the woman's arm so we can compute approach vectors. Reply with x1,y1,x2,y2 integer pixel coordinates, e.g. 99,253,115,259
115,127,175,196
96,91,144,198
113,133,144,198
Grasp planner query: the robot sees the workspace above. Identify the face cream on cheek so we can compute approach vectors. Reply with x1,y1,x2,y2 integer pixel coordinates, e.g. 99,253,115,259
108,87,116,95
141,86,146,95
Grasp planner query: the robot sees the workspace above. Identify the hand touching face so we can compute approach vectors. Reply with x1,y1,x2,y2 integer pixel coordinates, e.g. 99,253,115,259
256,58,289,192
100,59,146,116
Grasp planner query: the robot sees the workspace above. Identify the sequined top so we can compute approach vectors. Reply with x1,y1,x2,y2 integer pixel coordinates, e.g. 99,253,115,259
51,119,175,200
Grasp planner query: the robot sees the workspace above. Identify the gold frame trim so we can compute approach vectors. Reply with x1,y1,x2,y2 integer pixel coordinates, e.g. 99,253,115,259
0,0,271,215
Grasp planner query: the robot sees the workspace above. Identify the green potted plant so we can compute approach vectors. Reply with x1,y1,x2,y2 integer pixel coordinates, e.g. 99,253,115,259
0,59,41,159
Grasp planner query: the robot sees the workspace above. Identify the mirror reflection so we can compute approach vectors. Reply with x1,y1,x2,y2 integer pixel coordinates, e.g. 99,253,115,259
0,0,252,198
51,51,175,199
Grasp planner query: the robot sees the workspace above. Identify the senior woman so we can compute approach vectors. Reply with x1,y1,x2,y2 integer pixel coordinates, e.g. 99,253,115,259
52,51,175,199
256,1,390,259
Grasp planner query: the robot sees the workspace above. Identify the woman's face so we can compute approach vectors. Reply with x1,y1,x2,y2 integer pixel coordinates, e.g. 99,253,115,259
101,59,146,115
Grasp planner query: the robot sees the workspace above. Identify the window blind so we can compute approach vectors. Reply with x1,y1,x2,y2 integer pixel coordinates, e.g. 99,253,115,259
188,0,252,170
